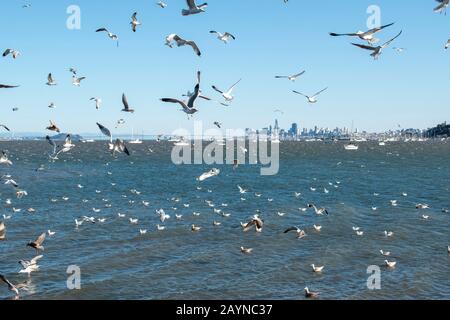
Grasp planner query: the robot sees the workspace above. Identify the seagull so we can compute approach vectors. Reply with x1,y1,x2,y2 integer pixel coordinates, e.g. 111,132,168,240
182,0,208,16
308,204,329,215
72,75,86,86
304,287,320,299
380,250,391,257
46,120,61,133
0,275,20,297
311,264,324,273
434,0,450,14
198,168,220,181
212,79,241,102
47,230,56,236
445,39,450,49
0,222,5,240
129,218,139,224
48,102,56,109
96,28,119,46
384,231,394,238
240,247,253,254
241,215,264,233
46,73,57,86
156,1,168,8
0,151,13,165
238,185,247,194
90,97,102,110
210,31,236,44
351,30,403,60
191,225,201,232
19,255,43,276
3,49,21,59
313,225,322,232
329,22,395,45
161,72,202,117
214,121,222,129
140,229,148,235
157,225,166,231
293,88,328,104
157,209,170,223
27,233,46,253
4,178,17,187
284,227,306,239
112,139,130,156
130,12,141,32
384,260,397,268
416,204,430,209
447,246,450,254
121,94,135,113
275,70,305,82
165,34,201,56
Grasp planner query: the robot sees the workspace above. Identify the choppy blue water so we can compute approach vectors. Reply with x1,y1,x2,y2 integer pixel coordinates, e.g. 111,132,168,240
0,141,449,300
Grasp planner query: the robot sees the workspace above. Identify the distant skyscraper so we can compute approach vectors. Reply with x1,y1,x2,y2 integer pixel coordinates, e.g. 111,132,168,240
289,123,298,137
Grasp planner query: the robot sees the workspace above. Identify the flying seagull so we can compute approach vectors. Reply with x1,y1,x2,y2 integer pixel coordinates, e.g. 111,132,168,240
210,31,236,44
212,79,241,102
293,87,328,104
46,73,57,86
157,1,168,8
3,49,21,59
121,94,135,113
46,120,61,133
165,34,201,56
161,71,202,117
0,275,20,297
27,233,46,253
90,97,102,109
0,124,10,132
445,39,450,49
112,139,130,156
130,12,141,32
72,75,86,86
96,28,119,46
275,70,305,82
329,22,395,45
351,30,403,60
182,0,208,16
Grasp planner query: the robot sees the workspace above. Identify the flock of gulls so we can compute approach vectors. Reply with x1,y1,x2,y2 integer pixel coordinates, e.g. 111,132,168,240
1,0,450,300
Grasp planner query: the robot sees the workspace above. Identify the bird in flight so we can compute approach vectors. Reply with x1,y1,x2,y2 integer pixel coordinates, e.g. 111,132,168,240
275,70,305,82
212,79,242,102
210,31,236,44
130,12,142,32
165,34,201,57
182,0,208,16
293,87,328,104
351,30,403,60
329,22,395,45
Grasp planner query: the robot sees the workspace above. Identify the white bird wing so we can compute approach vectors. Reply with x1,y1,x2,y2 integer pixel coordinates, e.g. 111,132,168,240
312,87,328,98
381,30,403,48
226,79,242,94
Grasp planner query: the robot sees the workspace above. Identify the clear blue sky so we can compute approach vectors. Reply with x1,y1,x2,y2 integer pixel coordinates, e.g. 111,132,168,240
1,0,449,135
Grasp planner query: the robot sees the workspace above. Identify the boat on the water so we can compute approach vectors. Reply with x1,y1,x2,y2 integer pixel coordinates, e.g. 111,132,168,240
344,144,359,151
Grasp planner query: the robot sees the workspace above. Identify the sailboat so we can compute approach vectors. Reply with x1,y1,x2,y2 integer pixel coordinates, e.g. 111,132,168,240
129,128,143,144
344,121,359,150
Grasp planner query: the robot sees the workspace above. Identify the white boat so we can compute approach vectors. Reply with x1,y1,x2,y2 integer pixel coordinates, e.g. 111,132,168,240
344,144,359,151
129,128,143,144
